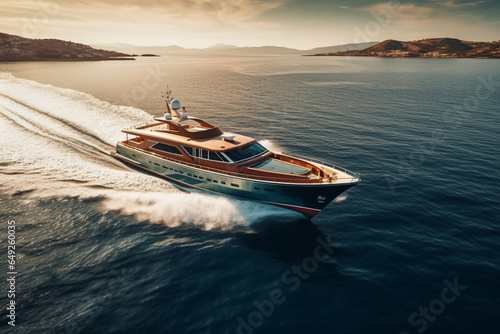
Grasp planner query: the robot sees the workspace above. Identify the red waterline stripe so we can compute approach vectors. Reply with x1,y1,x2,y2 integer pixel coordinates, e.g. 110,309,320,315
264,201,321,216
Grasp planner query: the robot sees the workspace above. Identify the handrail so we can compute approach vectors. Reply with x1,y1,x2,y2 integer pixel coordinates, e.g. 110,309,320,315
118,142,360,184
280,152,361,183
124,122,152,130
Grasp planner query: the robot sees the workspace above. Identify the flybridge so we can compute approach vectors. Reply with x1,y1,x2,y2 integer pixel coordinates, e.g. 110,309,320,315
147,117,224,140
123,87,257,150
144,87,226,139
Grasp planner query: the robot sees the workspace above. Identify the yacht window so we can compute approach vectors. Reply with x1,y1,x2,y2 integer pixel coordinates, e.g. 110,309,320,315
181,145,229,162
224,142,268,163
151,143,182,155
209,151,224,162
183,146,194,156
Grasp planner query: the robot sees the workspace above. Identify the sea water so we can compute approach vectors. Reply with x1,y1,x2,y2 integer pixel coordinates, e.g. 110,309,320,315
0,55,499,333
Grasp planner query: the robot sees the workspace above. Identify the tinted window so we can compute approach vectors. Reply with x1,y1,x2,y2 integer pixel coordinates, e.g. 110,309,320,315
224,142,268,162
182,145,229,162
183,146,194,155
151,143,182,155
209,151,224,161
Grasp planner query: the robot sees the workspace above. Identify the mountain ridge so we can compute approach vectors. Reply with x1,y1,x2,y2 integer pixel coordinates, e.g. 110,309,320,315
0,32,380,61
0,33,134,61
91,42,378,55
314,38,500,58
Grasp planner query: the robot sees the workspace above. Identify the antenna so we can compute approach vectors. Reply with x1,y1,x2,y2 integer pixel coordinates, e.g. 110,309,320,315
156,85,174,120
162,85,172,107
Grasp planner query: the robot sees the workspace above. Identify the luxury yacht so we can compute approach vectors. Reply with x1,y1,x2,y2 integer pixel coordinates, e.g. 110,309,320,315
112,90,360,217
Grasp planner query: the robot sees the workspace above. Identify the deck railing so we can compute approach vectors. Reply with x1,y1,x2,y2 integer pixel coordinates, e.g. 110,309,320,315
281,153,361,183
124,122,153,130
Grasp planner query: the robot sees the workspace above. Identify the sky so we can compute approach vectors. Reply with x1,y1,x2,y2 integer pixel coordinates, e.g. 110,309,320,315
1,0,499,49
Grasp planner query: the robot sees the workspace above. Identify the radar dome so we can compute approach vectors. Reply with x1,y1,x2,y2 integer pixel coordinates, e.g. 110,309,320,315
171,99,181,110
164,113,172,120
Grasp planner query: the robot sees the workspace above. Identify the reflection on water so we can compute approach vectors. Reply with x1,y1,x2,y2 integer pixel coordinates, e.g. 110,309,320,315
1,55,499,334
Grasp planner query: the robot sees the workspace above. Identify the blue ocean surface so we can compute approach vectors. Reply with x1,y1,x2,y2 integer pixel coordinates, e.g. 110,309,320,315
0,55,499,334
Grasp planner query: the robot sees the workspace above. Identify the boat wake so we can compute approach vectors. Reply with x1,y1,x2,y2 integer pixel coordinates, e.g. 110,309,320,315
0,72,301,230
334,194,348,203
258,139,284,154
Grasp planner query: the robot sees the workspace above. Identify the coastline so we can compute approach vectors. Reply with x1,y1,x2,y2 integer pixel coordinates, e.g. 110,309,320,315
0,57,136,62
305,54,499,59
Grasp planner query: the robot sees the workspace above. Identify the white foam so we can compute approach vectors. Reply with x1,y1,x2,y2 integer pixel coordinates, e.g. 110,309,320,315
0,75,168,193
0,72,152,146
259,139,284,154
0,72,297,230
334,194,348,203
99,191,300,230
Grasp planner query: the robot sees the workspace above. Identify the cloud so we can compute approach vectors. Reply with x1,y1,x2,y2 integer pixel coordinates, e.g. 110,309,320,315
356,0,493,29
0,0,285,28
212,0,284,26
357,2,434,20
432,0,488,8
0,0,288,45
1,0,498,48
351,0,498,43
78,0,285,26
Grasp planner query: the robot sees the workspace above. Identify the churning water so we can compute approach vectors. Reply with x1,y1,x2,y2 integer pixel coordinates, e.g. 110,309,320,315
0,55,499,334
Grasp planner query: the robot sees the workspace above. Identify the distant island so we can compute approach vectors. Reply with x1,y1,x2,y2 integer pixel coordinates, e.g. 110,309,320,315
8,33,497,60
0,33,135,62
0,32,377,60
313,38,500,59
91,42,378,56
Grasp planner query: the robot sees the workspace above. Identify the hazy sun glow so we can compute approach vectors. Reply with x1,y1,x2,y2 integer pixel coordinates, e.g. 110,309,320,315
0,0,499,48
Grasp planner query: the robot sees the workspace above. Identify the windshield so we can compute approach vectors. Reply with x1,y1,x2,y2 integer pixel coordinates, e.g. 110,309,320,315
223,142,268,162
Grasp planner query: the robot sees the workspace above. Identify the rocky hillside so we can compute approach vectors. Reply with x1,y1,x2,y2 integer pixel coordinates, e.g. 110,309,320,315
0,33,134,61
315,38,500,58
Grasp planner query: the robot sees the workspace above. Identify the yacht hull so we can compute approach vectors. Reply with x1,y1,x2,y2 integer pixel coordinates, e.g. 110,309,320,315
113,143,356,217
